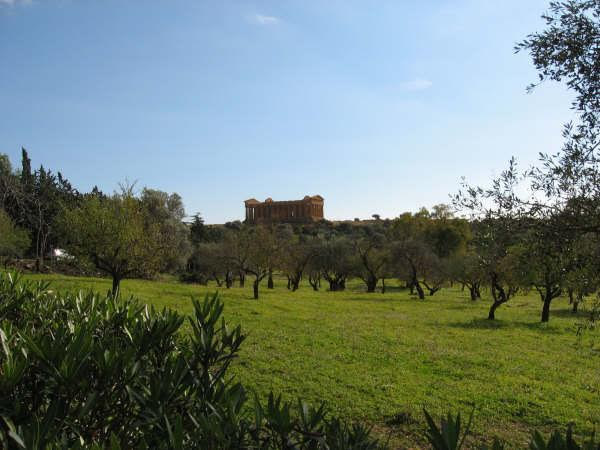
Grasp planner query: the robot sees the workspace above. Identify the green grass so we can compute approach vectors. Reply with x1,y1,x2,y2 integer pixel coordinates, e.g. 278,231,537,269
23,273,600,448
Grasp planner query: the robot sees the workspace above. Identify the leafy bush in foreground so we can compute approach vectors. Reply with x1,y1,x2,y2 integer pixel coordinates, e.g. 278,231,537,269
424,409,599,450
0,272,384,449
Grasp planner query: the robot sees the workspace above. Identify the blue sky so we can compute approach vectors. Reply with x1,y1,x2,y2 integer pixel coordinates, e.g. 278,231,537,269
0,0,574,223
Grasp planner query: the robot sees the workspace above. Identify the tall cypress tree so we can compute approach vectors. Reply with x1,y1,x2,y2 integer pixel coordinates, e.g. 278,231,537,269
20,147,32,187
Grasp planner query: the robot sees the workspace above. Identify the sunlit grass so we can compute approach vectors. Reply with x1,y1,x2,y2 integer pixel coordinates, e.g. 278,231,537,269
24,272,600,448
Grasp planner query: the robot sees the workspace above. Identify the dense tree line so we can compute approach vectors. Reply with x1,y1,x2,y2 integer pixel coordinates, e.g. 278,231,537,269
2,145,599,324
0,150,192,294
0,149,79,270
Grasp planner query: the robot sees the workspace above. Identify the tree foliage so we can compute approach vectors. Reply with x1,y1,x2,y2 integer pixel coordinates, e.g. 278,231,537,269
140,188,191,272
59,189,166,295
0,209,30,262
0,149,79,269
455,0,600,322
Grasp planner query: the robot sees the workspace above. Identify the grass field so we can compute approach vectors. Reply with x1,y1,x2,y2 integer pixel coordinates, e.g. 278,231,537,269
23,273,600,448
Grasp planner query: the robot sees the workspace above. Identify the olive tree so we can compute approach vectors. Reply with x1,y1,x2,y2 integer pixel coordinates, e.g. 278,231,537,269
312,237,354,292
456,0,599,321
522,223,573,323
186,242,235,287
244,226,277,299
352,232,390,293
471,218,524,319
447,251,484,301
279,238,315,291
390,238,436,300
563,232,600,313
60,190,165,295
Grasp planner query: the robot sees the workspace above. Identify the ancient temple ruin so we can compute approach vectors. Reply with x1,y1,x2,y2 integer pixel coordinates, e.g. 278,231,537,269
244,195,324,224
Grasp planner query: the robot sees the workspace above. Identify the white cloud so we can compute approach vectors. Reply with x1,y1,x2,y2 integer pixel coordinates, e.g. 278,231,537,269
0,0,32,6
399,78,433,92
248,13,280,26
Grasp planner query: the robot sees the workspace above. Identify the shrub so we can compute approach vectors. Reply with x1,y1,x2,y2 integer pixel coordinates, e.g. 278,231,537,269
529,425,599,450
0,271,384,449
424,409,598,450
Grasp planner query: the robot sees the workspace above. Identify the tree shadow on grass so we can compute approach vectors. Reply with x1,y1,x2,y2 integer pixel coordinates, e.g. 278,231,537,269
380,285,410,294
346,284,409,294
444,302,480,310
332,293,407,303
446,317,565,334
547,307,588,319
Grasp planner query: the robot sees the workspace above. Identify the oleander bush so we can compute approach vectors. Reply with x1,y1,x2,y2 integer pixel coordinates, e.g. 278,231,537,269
424,409,600,450
0,272,384,449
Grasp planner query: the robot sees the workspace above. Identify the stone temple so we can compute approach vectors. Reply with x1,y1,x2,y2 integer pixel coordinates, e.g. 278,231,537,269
244,195,324,224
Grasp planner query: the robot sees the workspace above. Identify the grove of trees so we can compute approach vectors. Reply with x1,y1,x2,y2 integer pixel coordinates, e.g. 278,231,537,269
3,143,600,324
